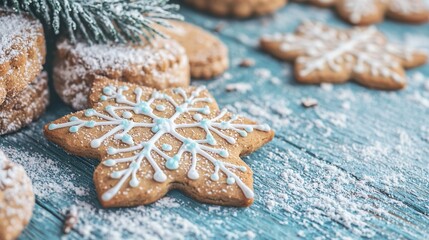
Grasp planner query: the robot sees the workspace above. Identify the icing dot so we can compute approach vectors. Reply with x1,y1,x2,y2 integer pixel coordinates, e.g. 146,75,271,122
122,111,132,119
107,147,117,155
100,95,107,101
156,105,166,111
260,124,271,131
103,159,116,167
239,130,247,137
129,178,139,188
101,191,115,201
193,114,202,121
166,157,179,170
162,144,172,151
130,162,139,170
117,95,126,101
188,169,199,180
69,126,79,133
153,171,167,182
210,173,219,181
200,106,210,115
91,139,102,148
48,124,57,130
134,88,142,94
70,116,79,121
206,135,216,145
121,134,134,145
244,126,253,132
111,171,121,179
85,120,96,128
220,121,229,129
103,86,114,95
239,166,247,172
227,177,235,185
85,109,95,117
225,137,236,144
219,150,229,158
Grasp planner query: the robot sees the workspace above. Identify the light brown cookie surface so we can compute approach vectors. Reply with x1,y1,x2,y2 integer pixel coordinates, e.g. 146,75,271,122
45,79,274,208
157,21,229,79
185,0,287,18
295,0,429,25
53,38,190,110
0,150,35,240
0,11,46,105
0,72,49,135
260,22,427,90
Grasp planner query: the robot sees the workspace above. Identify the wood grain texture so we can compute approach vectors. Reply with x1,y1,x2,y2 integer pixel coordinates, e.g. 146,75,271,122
1,2,429,239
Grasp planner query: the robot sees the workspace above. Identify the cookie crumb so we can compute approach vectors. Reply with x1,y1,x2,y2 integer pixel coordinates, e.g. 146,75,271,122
63,206,79,234
320,83,333,91
225,83,253,93
238,58,255,68
301,98,318,108
213,22,226,33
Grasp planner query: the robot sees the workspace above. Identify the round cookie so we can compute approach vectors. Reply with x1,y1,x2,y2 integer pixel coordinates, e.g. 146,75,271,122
185,0,287,18
0,11,46,105
0,150,35,240
0,72,49,135
158,21,229,79
53,38,190,110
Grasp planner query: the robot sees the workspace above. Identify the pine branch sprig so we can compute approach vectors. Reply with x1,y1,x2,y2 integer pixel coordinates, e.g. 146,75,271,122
1,0,183,44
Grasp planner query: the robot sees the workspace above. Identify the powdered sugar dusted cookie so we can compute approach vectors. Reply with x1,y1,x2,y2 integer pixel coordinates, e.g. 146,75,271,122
295,0,429,25
0,11,46,105
44,79,274,207
53,38,190,110
0,72,49,135
0,150,35,240
157,21,229,79
260,22,427,90
185,0,287,18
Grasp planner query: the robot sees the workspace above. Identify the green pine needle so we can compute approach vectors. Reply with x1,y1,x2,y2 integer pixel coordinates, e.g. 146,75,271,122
0,0,183,44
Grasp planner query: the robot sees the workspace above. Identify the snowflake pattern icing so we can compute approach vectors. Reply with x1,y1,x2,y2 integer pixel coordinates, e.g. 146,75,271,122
260,22,427,89
47,81,272,205
295,0,429,24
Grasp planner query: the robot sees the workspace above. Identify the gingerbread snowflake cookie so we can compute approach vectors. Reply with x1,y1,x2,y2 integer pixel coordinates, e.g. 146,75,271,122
0,11,46,105
44,79,274,207
295,0,429,25
260,22,427,90
157,21,229,79
0,150,35,240
185,0,287,18
53,37,190,110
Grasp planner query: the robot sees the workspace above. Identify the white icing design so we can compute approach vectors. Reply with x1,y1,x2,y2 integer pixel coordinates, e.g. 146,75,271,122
49,85,271,201
343,0,382,23
266,22,421,83
388,0,428,14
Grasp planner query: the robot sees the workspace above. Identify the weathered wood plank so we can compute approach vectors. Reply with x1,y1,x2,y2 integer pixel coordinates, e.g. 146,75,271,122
2,2,429,239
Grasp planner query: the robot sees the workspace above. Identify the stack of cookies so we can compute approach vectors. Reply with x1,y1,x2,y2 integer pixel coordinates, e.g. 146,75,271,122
53,20,229,110
0,11,49,135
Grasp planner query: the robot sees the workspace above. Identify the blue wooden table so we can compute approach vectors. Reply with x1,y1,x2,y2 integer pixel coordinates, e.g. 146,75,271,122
1,2,429,239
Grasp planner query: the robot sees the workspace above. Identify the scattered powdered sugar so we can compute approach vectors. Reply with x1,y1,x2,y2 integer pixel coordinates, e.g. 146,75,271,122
1,147,88,199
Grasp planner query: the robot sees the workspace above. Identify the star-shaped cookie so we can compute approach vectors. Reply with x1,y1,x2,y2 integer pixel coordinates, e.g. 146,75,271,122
295,0,429,25
260,22,427,90
44,79,274,207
